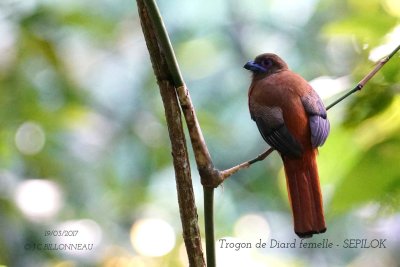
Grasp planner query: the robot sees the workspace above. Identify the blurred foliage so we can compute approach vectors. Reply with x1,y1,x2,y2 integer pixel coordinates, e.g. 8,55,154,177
324,0,400,215
0,0,399,266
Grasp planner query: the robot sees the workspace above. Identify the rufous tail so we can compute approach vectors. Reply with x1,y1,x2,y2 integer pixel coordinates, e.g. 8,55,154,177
282,149,326,238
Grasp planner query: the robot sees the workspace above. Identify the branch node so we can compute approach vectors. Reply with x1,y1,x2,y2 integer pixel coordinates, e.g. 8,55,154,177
199,167,222,188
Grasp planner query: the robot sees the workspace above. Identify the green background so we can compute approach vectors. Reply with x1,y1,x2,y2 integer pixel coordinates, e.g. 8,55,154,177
0,0,399,266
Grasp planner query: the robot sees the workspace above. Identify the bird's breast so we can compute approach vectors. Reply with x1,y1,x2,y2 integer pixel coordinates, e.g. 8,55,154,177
248,71,312,147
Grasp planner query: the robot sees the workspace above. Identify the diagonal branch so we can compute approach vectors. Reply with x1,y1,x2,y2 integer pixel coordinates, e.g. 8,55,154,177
220,148,274,181
326,44,400,110
176,85,221,186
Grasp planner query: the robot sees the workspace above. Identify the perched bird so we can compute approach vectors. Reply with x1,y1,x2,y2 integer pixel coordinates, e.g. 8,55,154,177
244,53,330,238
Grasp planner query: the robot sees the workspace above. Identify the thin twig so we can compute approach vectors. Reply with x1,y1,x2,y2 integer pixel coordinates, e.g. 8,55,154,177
220,148,274,181
326,44,400,110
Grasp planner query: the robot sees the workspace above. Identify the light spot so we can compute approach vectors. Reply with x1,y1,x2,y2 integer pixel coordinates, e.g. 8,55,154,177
15,121,46,155
130,218,175,257
14,179,62,221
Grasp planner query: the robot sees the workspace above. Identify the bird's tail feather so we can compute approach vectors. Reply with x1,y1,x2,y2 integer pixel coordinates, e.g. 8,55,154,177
283,149,326,238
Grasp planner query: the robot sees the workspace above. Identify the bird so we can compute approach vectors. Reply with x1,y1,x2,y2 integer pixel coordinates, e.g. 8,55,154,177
244,53,330,238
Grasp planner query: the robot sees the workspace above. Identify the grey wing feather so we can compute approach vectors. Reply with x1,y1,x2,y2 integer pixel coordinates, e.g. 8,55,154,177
301,90,330,147
252,106,303,158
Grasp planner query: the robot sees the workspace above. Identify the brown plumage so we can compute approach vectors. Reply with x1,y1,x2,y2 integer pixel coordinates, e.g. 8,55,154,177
244,53,330,238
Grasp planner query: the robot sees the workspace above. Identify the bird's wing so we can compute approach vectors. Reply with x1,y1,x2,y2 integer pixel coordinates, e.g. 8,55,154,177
301,90,330,148
251,105,303,158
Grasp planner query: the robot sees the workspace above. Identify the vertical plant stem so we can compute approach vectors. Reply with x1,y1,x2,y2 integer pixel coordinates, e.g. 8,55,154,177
137,1,205,266
204,187,216,267
140,1,220,265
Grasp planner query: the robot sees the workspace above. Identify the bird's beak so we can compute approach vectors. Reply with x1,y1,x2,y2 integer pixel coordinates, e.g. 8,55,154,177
244,61,267,73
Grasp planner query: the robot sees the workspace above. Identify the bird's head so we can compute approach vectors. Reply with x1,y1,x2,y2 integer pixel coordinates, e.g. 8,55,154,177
244,53,288,77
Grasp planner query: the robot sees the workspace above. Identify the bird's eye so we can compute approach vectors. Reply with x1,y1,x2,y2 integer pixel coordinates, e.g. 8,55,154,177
261,59,273,67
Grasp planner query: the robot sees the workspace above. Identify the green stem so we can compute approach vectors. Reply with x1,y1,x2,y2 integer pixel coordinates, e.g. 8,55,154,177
387,44,400,59
204,187,216,267
143,0,184,87
326,87,359,110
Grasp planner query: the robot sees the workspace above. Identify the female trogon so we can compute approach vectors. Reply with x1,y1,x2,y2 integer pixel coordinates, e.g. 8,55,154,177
244,53,330,238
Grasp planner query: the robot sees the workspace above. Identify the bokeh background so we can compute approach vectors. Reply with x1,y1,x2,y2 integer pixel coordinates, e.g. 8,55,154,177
0,0,399,266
